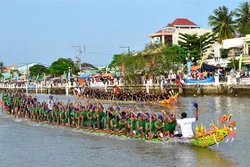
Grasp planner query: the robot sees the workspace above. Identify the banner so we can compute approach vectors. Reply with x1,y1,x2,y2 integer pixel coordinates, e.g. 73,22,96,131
238,54,243,71
35,74,39,81
187,61,191,75
200,54,205,67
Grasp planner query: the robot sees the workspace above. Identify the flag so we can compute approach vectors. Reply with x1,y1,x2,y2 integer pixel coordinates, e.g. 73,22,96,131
238,53,243,71
199,54,205,67
151,56,156,80
67,70,71,80
152,56,156,70
35,74,39,81
121,62,125,77
105,64,109,74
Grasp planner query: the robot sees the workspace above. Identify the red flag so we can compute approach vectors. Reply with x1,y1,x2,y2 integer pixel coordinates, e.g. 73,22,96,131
152,56,156,70
151,56,156,80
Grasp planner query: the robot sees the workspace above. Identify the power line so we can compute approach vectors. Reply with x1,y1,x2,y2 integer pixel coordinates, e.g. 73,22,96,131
85,51,118,55
119,46,131,54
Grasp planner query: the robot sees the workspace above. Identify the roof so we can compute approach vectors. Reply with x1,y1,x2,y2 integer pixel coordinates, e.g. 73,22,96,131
3,65,16,72
155,29,175,33
166,18,197,27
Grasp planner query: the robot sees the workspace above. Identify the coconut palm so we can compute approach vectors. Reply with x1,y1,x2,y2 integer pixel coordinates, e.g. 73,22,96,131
208,5,237,43
235,1,250,36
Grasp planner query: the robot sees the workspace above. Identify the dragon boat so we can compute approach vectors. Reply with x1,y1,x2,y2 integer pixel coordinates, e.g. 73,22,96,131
87,114,236,148
158,93,178,105
76,94,178,105
0,99,236,148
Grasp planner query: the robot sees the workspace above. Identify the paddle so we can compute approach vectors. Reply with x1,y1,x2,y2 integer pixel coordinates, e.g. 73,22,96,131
130,113,133,138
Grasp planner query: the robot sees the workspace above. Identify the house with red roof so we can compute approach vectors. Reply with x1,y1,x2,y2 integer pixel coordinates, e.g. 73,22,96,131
3,65,16,72
148,18,212,46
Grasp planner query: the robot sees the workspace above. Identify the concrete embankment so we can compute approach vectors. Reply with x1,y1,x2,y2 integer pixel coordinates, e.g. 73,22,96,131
1,84,250,97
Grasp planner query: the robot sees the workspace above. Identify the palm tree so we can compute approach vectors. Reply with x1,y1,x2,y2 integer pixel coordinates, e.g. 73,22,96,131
208,5,237,43
178,32,216,60
235,1,250,36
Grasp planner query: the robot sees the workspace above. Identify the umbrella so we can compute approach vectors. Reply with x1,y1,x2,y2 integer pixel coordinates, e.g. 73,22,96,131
79,73,91,79
102,73,113,78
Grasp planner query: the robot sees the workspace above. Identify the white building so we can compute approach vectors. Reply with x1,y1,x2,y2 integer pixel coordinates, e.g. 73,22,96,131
209,37,244,67
148,18,212,46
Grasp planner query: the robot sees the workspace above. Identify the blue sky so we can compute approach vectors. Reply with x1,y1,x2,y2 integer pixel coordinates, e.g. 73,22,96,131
0,0,242,68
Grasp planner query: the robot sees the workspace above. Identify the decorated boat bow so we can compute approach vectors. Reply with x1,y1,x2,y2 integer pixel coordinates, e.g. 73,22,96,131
189,114,236,147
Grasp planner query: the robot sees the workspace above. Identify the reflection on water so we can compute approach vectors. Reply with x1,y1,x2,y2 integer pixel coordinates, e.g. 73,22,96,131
0,94,250,166
193,147,237,167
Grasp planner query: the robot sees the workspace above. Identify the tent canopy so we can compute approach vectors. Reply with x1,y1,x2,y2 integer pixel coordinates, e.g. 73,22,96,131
102,73,113,78
79,73,91,79
192,63,230,72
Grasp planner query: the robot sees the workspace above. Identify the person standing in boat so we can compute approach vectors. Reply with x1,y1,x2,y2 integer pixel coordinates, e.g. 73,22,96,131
48,95,54,111
176,103,198,138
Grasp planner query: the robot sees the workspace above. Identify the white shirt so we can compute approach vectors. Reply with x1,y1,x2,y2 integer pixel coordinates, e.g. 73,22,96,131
48,99,54,110
177,118,196,138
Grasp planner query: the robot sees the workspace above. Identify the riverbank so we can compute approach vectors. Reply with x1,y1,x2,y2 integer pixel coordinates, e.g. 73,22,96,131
1,83,250,96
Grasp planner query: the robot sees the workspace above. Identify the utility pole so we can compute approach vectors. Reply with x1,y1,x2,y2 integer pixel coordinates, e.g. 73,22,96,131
26,63,28,80
119,46,130,54
72,46,83,72
84,46,86,73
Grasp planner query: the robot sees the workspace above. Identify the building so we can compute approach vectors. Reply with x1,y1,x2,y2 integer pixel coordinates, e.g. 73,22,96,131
3,65,16,73
242,34,250,65
148,18,212,46
16,63,40,79
208,37,244,67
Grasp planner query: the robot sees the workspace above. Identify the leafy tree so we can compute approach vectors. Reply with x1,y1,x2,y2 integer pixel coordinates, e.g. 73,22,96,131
109,54,126,71
109,53,146,84
10,69,20,80
49,58,78,76
227,58,239,69
123,53,147,85
208,5,237,43
178,32,216,61
235,1,250,35
29,64,48,77
81,63,98,70
142,44,185,75
0,61,6,73
220,49,229,58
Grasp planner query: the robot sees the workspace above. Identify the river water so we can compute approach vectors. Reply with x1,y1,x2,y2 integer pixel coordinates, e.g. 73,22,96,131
0,94,249,167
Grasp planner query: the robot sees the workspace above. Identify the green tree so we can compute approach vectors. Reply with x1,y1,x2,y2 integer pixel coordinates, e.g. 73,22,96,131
220,49,229,58
109,54,125,71
178,32,216,61
0,61,5,73
227,58,239,69
81,63,98,70
10,69,20,80
235,1,250,35
49,58,77,76
0,61,5,80
208,5,237,43
123,53,147,85
142,44,184,75
29,64,48,77
109,53,146,84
